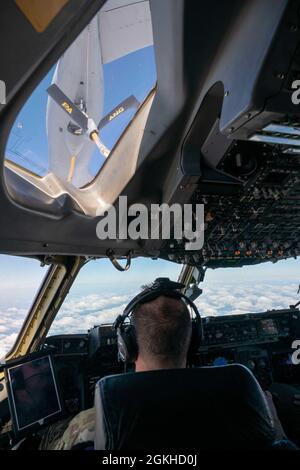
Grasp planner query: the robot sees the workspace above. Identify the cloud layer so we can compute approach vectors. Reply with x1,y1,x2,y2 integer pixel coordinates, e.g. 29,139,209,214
0,306,28,357
1,282,299,357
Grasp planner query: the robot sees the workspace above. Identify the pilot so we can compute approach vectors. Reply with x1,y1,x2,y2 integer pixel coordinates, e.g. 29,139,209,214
40,283,288,450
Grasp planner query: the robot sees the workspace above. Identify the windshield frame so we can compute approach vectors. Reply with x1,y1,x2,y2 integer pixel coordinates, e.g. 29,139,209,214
3,257,85,361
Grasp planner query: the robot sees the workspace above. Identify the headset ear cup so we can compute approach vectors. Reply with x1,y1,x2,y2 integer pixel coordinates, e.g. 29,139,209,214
117,325,138,363
188,321,202,357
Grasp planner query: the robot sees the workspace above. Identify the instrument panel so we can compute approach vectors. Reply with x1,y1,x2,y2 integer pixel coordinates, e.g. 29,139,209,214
42,308,300,357
43,334,89,355
196,308,300,389
41,307,300,394
1,307,300,447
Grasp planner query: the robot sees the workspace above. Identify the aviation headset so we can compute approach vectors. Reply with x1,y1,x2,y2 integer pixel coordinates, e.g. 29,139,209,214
113,277,204,363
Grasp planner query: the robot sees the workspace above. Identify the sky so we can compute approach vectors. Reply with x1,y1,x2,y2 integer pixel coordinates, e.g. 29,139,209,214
6,45,156,180
1,11,300,357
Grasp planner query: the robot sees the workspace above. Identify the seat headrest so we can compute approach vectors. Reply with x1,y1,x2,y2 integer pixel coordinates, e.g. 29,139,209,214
94,364,275,450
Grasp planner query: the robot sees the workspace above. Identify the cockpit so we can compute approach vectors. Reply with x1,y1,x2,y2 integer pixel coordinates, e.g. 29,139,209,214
1,256,300,450
2,0,300,452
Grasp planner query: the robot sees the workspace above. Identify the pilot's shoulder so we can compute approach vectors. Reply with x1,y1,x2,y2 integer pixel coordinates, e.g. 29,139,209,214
55,407,95,450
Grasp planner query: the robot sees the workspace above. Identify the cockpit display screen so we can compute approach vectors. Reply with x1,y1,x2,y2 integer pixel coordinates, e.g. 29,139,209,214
5,355,62,433
260,319,278,335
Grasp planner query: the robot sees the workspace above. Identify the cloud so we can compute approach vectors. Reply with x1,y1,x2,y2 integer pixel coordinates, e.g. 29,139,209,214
195,282,298,316
0,306,29,358
48,295,132,336
0,282,299,357
0,333,17,358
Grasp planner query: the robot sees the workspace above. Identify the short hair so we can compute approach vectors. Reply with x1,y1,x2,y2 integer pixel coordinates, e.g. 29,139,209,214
131,295,192,362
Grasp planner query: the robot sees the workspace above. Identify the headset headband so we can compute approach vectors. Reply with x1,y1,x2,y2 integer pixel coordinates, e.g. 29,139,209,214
113,277,203,340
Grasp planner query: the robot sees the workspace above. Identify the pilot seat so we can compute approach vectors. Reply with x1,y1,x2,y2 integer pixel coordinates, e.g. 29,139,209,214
93,364,295,450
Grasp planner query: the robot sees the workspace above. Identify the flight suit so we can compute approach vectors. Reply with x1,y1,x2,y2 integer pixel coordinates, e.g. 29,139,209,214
39,408,95,450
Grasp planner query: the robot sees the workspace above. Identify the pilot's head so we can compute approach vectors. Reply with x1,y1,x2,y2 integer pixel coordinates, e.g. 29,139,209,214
131,295,192,372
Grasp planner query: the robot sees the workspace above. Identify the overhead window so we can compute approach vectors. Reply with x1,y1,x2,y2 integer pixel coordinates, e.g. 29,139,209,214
5,0,156,215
